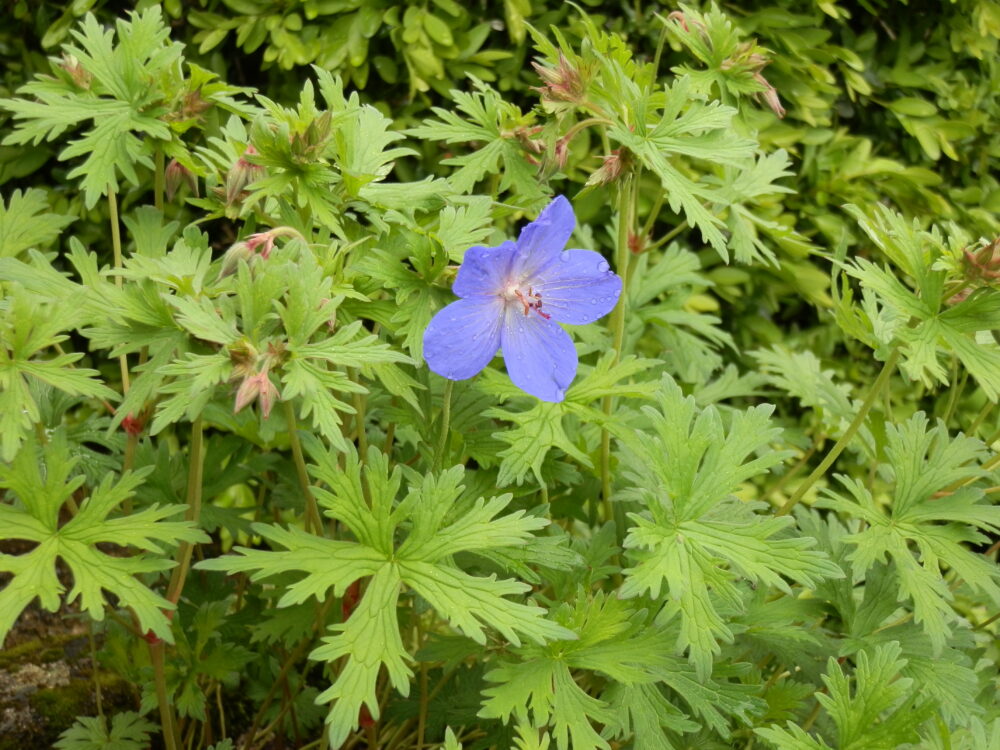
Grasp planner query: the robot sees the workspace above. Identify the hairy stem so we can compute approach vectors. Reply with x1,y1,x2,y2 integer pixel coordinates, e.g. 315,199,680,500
154,147,165,212
434,379,453,472
351,368,369,459
89,624,103,717
601,178,635,522
285,401,322,534
777,349,900,517
150,641,180,750
166,417,204,604
967,401,995,437
108,186,131,394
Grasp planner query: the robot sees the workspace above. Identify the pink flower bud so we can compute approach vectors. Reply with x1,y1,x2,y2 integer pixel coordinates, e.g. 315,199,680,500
165,159,198,202
234,370,279,418
225,145,265,205
532,53,587,104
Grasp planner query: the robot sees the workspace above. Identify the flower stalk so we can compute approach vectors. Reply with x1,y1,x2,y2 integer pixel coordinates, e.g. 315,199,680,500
776,348,901,516
601,177,636,523
285,401,322,534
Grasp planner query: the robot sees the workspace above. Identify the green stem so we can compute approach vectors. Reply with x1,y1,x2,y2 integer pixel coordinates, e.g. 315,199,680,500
651,19,670,82
941,361,967,426
434,380,453,472
645,219,689,253
89,624,103,717
600,178,635,522
154,147,165,212
166,417,204,605
640,189,664,241
561,116,614,144
967,401,995,437
108,186,131,394
150,641,180,750
776,349,900,517
975,610,1000,630
764,436,824,503
285,401,322,534
417,659,429,749
351,368,369,459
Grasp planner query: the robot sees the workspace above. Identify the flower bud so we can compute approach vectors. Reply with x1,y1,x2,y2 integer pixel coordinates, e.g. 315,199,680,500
586,149,630,187
532,54,587,104
947,238,1000,304
225,145,265,205
234,370,279,418
60,54,92,89
217,240,253,280
165,159,198,202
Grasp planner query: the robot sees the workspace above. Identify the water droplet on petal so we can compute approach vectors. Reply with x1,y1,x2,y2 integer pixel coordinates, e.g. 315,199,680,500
554,388,565,400
598,260,610,272
590,298,597,304
560,251,571,262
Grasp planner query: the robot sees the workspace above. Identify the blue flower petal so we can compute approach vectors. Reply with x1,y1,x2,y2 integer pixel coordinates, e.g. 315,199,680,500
533,249,623,324
513,196,576,280
453,241,518,298
500,310,577,402
424,297,503,380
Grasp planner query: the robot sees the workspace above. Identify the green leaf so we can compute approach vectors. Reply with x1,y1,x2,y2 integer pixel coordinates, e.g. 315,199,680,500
55,711,157,750
0,9,182,207
0,288,119,461
757,643,936,750
617,376,842,678
197,447,571,748
843,204,1000,400
817,412,1000,651
0,189,74,258
0,433,206,645
408,79,549,209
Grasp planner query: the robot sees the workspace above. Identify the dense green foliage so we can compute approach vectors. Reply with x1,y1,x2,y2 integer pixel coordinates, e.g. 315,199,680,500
1,1,999,749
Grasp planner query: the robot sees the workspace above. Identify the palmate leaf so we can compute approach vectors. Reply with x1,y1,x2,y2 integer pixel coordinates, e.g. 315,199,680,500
0,9,180,208
816,412,1000,651
753,345,876,460
617,376,842,679
756,643,936,750
407,78,549,209
0,433,206,645
483,353,660,486
197,447,572,748
481,591,759,750
843,204,1000,400
607,75,758,258
54,711,157,750
0,189,74,258
0,287,119,461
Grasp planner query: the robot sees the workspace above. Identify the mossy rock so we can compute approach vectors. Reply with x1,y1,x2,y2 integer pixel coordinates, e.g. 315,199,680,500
1,658,134,748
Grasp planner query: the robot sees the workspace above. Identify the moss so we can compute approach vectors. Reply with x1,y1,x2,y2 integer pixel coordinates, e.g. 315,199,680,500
25,678,95,745
0,633,83,669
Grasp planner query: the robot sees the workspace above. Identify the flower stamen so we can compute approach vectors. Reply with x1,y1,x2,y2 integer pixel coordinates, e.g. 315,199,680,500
513,287,551,320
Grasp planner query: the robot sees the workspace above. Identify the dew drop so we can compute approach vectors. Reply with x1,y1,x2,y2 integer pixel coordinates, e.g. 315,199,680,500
598,260,610,272
560,251,571,262
554,388,565,400
590,298,597,304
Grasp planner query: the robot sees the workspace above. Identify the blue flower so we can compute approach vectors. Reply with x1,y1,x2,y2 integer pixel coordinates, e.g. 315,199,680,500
423,196,622,402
